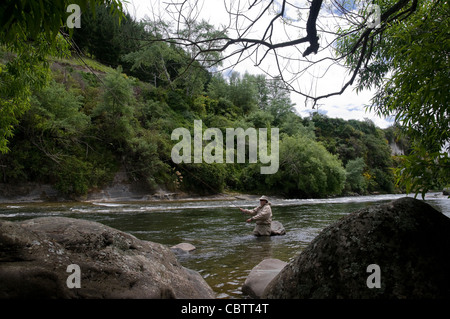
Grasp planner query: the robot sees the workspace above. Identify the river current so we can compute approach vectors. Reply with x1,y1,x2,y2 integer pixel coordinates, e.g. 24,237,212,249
1,193,449,298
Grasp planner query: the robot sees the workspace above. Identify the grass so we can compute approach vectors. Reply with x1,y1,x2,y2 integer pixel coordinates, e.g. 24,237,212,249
48,54,113,74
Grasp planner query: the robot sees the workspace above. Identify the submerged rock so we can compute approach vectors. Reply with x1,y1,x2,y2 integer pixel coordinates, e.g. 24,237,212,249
263,197,450,299
171,243,196,252
171,243,196,256
242,258,287,298
0,217,214,299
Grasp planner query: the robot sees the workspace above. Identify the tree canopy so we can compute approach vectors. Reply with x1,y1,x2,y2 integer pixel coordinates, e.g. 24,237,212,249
336,0,449,196
0,0,124,153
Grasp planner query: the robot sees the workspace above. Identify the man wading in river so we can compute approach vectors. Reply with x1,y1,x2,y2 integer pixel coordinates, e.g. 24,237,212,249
239,196,272,236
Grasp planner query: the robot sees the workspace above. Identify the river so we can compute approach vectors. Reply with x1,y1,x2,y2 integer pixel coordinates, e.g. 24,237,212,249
1,193,449,298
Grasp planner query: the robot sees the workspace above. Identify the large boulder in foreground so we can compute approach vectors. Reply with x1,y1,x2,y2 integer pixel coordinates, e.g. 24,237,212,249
0,217,214,299
263,197,450,299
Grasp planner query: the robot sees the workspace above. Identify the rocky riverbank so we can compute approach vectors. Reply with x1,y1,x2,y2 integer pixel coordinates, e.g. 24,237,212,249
0,181,261,204
1,178,447,204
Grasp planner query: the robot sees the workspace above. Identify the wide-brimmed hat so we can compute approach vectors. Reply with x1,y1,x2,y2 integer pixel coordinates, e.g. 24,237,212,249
259,195,269,202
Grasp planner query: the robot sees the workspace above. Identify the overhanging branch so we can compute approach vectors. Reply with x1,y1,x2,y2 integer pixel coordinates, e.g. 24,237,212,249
145,0,420,106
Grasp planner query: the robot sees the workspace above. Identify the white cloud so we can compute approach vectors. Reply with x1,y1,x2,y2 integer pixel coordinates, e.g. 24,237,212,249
125,0,394,129
294,84,394,129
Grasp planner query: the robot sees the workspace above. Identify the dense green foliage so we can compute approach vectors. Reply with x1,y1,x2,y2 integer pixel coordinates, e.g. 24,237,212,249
308,115,395,194
0,2,412,198
267,134,346,198
0,0,124,153
336,0,449,196
0,56,399,197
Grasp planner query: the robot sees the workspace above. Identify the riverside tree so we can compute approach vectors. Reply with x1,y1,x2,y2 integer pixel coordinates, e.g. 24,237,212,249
337,0,449,196
0,0,124,153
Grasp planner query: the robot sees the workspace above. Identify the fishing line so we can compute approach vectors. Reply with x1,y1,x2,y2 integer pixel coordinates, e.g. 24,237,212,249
170,163,257,219
173,164,244,211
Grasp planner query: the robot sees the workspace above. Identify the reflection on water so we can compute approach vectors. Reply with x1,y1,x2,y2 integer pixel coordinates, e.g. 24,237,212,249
1,193,449,298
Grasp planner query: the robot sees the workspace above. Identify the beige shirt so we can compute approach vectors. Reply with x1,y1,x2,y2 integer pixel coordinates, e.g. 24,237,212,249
243,203,272,225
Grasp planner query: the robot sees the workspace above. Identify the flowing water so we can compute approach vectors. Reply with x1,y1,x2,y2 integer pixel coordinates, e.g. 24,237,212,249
1,193,449,298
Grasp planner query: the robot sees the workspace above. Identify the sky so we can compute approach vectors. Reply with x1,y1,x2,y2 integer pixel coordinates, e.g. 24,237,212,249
123,0,394,129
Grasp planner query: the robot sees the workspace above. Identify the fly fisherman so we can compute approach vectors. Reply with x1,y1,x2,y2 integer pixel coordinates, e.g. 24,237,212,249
239,196,272,236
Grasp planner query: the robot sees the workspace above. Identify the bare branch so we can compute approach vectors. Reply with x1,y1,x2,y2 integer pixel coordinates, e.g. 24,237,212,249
143,0,419,107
